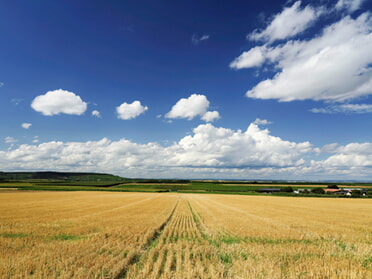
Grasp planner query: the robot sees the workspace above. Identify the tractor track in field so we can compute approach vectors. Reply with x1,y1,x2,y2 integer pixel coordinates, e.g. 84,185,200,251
118,196,232,279
113,197,179,279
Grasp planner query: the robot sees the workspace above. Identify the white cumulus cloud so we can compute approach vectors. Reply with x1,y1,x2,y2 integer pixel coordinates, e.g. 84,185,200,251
232,12,372,102
116,101,148,120
168,123,313,168
0,123,313,176
249,1,324,43
21,123,32,129
92,110,101,118
166,94,220,122
31,89,88,116
311,142,372,177
166,94,209,120
1,122,371,180
201,111,220,122
253,118,272,125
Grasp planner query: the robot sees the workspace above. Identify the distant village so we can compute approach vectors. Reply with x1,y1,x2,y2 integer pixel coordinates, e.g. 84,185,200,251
256,184,369,196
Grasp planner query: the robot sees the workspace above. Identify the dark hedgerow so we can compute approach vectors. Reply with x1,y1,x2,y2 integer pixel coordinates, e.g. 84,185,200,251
311,187,325,194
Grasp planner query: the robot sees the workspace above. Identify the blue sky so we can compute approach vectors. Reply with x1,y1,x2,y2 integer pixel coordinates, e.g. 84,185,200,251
1,0,372,180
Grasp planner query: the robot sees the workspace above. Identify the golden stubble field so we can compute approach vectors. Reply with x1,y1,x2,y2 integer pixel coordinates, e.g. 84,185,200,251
0,191,371,278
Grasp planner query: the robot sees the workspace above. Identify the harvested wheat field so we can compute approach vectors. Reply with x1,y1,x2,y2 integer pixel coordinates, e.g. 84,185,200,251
0,192,371,278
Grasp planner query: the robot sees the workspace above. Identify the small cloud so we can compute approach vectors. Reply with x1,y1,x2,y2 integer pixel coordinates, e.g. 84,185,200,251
32,136,39,143
5,137,17,144
166,94,209,120
116,100,148,120
0,82,4,87
21,123,32,129
166,94,221,123
31,89,88,116
311,104,372,114
192,33,210,45
248,1,324,43
200,34,210,41
340,104,372,113
230,46,267,69
201,111,220,122
92,110,101,118
335,0,366,13
310,107,333,114
253,118,272,125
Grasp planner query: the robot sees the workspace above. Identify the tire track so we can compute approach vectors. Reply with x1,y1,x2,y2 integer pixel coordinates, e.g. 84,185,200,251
123,196,229,279
113,198,179,279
